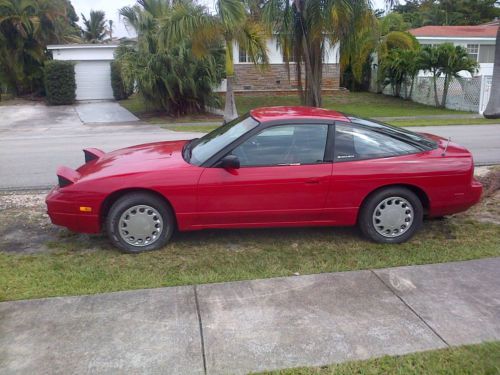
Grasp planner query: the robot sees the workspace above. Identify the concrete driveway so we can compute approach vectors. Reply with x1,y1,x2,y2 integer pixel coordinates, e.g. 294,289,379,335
0,103,202,189
1,257,499,374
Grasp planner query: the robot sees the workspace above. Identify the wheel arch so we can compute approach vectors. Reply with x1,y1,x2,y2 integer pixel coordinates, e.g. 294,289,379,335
100,188,177,228
358,183,430,220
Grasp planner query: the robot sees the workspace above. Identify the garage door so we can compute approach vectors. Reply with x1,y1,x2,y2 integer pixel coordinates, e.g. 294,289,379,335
74,61,113,100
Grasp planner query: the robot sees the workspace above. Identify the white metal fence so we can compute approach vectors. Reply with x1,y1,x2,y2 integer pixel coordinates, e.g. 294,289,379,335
372,73,493,113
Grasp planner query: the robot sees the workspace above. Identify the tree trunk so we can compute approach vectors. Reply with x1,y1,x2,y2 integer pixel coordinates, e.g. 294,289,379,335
483,25,500,118
223,40,238,123
441,74,450,108
432,72,440,107
301,35,321,107
408,76,415,100
224,76,238,123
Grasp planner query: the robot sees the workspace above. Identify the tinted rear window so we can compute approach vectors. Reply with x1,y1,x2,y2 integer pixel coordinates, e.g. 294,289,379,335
348,116,437,151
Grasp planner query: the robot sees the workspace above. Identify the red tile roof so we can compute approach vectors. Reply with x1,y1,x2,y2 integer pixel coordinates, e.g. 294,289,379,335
409,25,498,38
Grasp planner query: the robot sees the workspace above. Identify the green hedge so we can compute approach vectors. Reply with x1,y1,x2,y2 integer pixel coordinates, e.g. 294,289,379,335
111,61,133,100
44,61,76,105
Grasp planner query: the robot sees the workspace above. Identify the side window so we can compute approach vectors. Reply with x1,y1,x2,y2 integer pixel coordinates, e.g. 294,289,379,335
334,123,419,162
232,124,328,167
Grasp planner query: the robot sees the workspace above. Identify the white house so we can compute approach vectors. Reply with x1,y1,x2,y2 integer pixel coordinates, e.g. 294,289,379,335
409,24,497,77
47,44,119,101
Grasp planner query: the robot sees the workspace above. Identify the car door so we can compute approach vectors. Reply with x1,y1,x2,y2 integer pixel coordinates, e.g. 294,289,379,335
195,123,334,227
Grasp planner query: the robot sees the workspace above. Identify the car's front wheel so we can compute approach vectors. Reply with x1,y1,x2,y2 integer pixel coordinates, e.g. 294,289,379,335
359,187,423,244
106,192,174,253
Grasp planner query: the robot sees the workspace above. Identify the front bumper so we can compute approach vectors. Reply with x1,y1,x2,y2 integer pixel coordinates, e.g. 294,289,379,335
46,187,101,233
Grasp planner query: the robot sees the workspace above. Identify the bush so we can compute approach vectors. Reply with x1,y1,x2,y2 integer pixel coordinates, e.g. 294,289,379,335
110,61,133,100
44,61,76,105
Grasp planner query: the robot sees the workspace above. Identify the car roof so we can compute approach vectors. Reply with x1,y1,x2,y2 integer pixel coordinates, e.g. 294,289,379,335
250,106,350,123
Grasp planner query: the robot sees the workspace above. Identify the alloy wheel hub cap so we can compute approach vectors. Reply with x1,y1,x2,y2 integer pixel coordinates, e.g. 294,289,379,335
372,197,414,238
118,205,163,247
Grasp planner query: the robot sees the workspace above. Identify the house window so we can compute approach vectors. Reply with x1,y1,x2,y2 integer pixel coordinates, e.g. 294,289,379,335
239,47,250,63
479,45,495,63
467,44,479,62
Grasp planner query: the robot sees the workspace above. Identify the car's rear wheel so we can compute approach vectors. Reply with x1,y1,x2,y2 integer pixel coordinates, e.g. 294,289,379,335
106,192,174,253
359,187,423,244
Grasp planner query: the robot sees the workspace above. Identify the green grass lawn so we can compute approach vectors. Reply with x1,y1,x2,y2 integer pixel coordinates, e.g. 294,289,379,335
1,217,499,301
161,124,219,132
120,92,477,125
159,116,499,133
256,342,500,375
235,92,471,118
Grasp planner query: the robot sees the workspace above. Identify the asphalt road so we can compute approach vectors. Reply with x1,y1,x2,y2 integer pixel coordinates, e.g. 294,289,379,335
0,104,202,190
0,104,499,190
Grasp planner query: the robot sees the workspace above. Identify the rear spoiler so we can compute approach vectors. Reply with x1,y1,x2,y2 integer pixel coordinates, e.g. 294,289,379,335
83,148,105,163
57,166,80,188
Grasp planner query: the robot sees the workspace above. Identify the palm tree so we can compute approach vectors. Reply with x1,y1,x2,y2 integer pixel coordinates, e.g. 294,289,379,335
117,0,224,116
483,25,500,118
81,10,107,43
420,43,478,108
262,0,378,107
438,44,478,108
158,0,269,122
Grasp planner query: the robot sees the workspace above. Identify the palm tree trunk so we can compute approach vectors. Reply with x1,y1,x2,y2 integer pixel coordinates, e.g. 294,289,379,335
409,76,415,100
223,40,238,123
224,76,238,122
432,72,440,107
441,74,450,108
483,25,500,118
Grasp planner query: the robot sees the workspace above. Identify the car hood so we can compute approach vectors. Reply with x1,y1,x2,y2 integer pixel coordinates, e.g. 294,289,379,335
76,140,190,181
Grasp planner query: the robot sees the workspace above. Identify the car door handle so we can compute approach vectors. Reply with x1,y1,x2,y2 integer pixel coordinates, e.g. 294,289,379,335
305,178,320,184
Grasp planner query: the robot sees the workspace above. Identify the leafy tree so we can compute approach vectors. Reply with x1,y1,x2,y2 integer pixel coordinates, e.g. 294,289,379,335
420,43,478,108
483,25,500,118
117,0,224,116
379,12,410,35
393,0,500,28
81,10,107,43
0,0,80,95
158,0,269,122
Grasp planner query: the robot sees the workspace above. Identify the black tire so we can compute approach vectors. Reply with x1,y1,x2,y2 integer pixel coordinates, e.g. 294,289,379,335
359,187,423,244
106,192,174,253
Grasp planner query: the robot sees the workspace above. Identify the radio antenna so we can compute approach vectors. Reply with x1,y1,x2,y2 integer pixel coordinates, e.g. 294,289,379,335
441,137,451,157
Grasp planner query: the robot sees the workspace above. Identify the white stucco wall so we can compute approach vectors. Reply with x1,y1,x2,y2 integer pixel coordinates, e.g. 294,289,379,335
233,37,340,65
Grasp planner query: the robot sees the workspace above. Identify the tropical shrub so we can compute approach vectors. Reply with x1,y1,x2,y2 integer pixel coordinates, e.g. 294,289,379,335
420,44,478,108
44,61,76,105
117,0,225,117
110,61,133,100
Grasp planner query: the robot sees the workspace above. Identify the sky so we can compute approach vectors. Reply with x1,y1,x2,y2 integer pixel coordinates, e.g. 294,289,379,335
72,0,392,39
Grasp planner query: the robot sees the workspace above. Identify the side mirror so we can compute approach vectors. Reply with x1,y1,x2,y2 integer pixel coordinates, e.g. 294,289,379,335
219,155,240,169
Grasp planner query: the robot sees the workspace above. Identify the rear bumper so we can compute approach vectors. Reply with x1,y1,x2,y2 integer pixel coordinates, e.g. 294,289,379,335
46,187,101,234
430,178,483,217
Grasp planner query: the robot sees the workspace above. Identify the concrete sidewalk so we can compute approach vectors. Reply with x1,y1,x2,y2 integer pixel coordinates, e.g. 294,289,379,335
1,258,499,375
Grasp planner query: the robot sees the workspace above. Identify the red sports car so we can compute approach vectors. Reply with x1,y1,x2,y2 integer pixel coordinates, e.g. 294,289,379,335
46,106,482,253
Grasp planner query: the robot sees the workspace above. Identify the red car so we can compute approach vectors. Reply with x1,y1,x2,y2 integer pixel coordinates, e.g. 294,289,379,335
46,106,482,253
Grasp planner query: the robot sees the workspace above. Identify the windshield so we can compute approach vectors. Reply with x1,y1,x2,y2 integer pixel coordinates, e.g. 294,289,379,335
348,116,437,150
188,115,260,166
